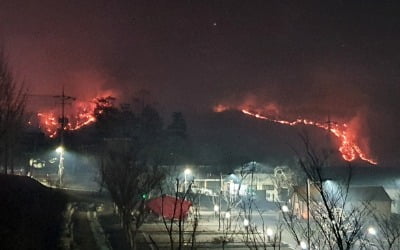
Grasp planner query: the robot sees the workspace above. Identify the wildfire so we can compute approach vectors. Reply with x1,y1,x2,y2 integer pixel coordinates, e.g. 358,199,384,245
37,112,59,138
37,96,114,138
230,108,377,165
213,104,230,113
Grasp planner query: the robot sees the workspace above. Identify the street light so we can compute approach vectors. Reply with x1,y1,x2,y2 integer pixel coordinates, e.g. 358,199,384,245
56,146,64,187
244,218,249,242
56,146,64,154
243,218,249,227
368,227,377,236
266,228,274,242
306,178,311,249
184,168,191,175
184,168,191,191
300,241,307,249
225,211,231,231
278,205,289,246
214,205,219,218
306,178,334,248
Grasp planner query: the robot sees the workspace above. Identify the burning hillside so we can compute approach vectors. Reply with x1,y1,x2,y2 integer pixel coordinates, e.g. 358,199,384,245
36,95,115,138
214,104,377,165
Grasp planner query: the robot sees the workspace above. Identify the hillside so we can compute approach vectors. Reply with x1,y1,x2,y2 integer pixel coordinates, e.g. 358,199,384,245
0,174,68,250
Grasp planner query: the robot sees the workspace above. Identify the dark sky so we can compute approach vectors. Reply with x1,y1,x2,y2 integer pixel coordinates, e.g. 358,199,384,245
1,0,400,165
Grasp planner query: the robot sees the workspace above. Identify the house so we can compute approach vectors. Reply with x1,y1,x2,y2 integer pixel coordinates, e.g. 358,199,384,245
237,166,296,202
380,187,400,214
189,164,297,202
192,178,220,196
291,184,392,219
347,186,392,217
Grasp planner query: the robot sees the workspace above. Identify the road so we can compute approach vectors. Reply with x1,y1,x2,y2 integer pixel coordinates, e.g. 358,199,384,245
138,209,296,249
62,190,113,250
72,210,99,250
46,177,299,250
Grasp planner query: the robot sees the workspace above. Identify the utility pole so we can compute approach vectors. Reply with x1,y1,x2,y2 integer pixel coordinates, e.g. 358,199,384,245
219,172,222,231
27,89,75,187
325,113,337,154
53,86,75,187
307,178,311,250
327,113,332,151
54,86,76,144
325,113,337,167
249,161,255,222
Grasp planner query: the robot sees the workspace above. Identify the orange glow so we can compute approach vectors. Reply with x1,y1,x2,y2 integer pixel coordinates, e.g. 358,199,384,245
37,95,114,138
213,104,230,113
240,109,377,165
38,112,59,138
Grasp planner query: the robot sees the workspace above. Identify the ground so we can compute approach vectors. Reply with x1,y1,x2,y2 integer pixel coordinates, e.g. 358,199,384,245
0,174,67,250
0,174,296,249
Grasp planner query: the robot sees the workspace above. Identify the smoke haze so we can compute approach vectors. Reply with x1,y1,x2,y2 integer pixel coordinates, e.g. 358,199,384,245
1,0,400,165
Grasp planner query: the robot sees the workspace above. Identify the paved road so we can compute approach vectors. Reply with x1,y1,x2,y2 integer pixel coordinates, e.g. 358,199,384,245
64,190,114,250
72,211,99,250
59,187,299,250
140,216,295,249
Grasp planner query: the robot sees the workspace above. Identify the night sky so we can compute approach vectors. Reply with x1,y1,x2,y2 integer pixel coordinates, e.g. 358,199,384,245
1,0,400,165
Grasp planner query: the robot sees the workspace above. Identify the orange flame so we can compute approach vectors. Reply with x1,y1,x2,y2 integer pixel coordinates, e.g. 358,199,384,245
240,109,377,165
37,97,108,138
213,104,230,113
37,112,59,138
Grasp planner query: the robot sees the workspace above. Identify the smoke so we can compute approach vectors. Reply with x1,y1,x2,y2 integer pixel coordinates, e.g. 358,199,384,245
65,70,121,101
1,0,400,165
345,112,374,161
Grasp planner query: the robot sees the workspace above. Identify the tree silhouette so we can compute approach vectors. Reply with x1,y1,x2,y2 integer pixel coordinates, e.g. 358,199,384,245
166,112,190,165
0,49,26,174
96,102,170,249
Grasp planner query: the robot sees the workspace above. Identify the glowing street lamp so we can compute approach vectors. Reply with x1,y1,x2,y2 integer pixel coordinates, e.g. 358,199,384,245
184,168,191,190
225,211,231,231
213,205,219,218
244,218,250,242
282,205,289,213
184,168,191,176
56,146,64,154
368,227,377,236
266,227,274,242
56,146,65,187
300,241,307,249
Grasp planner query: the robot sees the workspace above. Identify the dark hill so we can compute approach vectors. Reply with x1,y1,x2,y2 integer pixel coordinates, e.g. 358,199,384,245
188,110,340,168
0,174,68,250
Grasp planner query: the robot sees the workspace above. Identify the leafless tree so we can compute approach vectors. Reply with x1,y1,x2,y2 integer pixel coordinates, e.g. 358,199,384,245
0,49,26,174
222,163,285,249
369,214,400,250
240,203,284,250
272,166,299,202
159,178,199,250
280,136,371,250
100,141,165,250
222,163,254,213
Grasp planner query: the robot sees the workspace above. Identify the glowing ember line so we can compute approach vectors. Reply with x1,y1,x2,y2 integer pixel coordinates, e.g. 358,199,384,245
241,109,377,165
37,101,98,137
38,111,97,136
38,112,59,138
